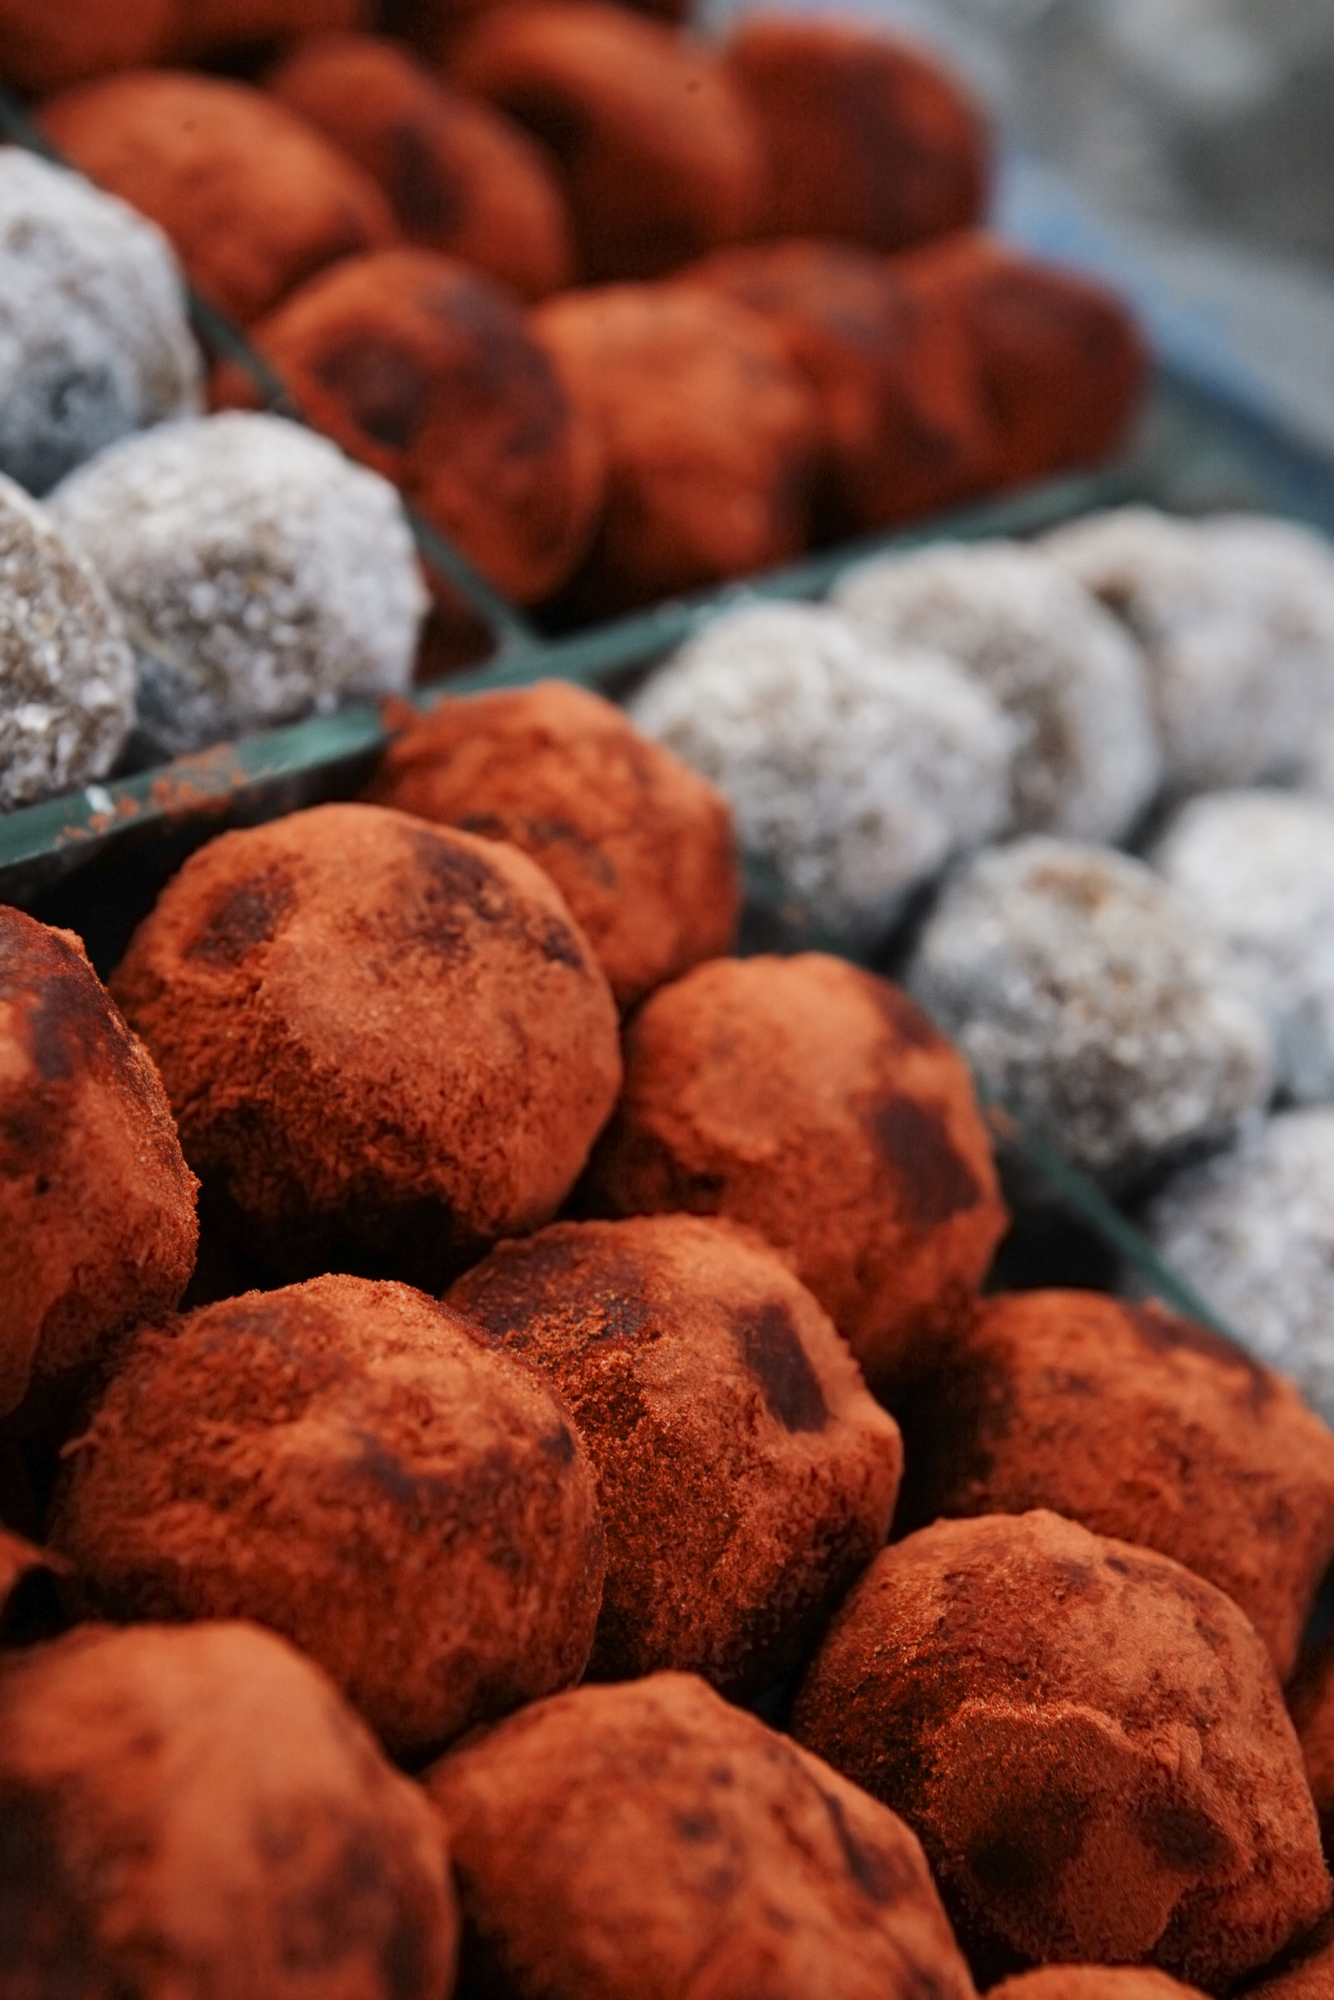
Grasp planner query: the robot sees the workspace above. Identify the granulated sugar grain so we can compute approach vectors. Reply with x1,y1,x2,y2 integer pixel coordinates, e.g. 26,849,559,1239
629,601,1015,946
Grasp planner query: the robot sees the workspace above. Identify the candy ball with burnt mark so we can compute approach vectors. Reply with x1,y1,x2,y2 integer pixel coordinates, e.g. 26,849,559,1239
366,679,740,1010
49,1274,606,1758
0,0,169,91
425,1671,978,2000
681,236,996,535
215,248,605,606
0,1620,457,1998
793,1510,1330,1987
896,233,1148,488
40,70,399,325
726,16,988,254
267,33,574,300
892,1288,1334,1681
532,282,820,612
448,2,765,281
109,802,621,1286
587,953,1006,1392
0,909,196,1429
449,1214,901,1693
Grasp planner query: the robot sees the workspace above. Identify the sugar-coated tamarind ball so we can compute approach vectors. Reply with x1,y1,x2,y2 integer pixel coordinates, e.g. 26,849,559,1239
0,0,170,91
216,247,606,604
0,1620,458,1999
531,282,820,612
681,236,996,535
891,1289,1334,1681
48,1274,607,1759
449,1214,902,1693
366,679,740,1010
267,32,575,299
726,16,988,253
0,909,197,1428
40,70,399,324
109,803,621,1287
587,953,1007,1391
896,232,1149,487
448,3,765,282
793,1510,1330,1988
424,1671,979,2000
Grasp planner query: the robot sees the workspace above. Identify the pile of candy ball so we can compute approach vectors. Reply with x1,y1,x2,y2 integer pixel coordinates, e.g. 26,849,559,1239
0,0,1146,801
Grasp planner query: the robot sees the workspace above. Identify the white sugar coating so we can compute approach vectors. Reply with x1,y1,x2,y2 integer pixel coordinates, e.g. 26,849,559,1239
628,601,1016,946
1150,790,1334,1106
0,471,134,811
1142,1109,1334,1424
1042,506,1334,795
830,540,1162,843
49,413,428,762
0,149,201,497
907,836,1275,1186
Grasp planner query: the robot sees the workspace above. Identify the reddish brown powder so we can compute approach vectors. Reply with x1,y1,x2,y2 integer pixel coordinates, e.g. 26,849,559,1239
0,908,196,1427
531,282,820,612
587,952,1007,1390
0,0,170,89
682,236,998,534
213,246,606,604
890,1288,1334,1681
424,1671,979,2000
109,802,621,1287
448,1214,902,1693
49,1274,606,1759
40,70,399,324
365,679,740,1009
793,1510,1331,1988
726,16,989,253
447,1,765,281
0,1620,457,1996
895,231,1149,487
267,32,575,300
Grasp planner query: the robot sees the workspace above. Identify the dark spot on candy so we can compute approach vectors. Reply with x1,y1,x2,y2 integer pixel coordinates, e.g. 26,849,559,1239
386,121,462,239
1134,1793,1231,1873
869,977,940,1051
674,1808,720,1843
869,1095,980,1228
732,1300,828,1432
1126,1302,1273,1407
970,1773,1092,1900
537,918,586,972
818,1786,913,1905
188,872,295,968
315,336,433,454
539,1423,576,1466
407,832,586,973
0,1779,105,1991
381,1908,432,2000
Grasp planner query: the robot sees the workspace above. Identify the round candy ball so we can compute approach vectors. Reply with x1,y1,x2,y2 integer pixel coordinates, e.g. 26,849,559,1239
267,31,574,300
41,69,399,325
629,602,1015,947
449,1,764,281
449,1214,902,1693
907,836,1275,1187
725,15,988,253
0,149,200,497
49,412,426,763
1150,789,1334,1105
587,952,1007,1390
681,236,996,534
366,679,740,1010
832,541,1162,844
426,1672,977,2000
0,0,169,91
891,1287,1334,1680
532,283,820,612
0,1620,458,2000
49,1274,607,1758
218,250,605,607
0,908,197,1425
110,802,621,1287
0,472,134,809
1043,507,1334,794
1142,1108,1334,1427
793,1510,1329,1987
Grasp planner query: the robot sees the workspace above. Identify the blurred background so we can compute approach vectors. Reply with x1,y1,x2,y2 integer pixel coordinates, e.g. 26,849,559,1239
708,0,1334,451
